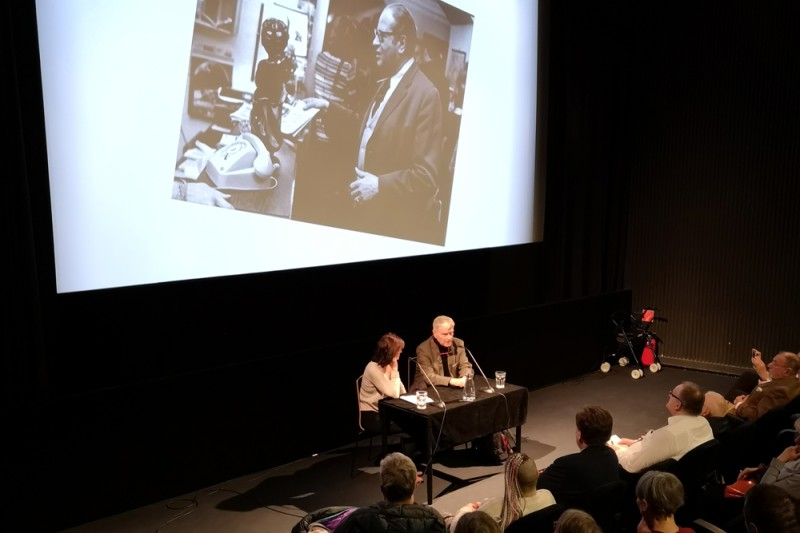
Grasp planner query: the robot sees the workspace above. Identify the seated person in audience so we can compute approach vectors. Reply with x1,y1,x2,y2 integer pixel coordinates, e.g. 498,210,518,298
742,484,800,533
634,471,695,533
359,332,407,434
702,351,800,421
537,406,620,506
412,315,472,390
451,510,501,533
735,416,800,498
554,509,602,533
335,452,446,532
476,453,556,529
610,381,713,474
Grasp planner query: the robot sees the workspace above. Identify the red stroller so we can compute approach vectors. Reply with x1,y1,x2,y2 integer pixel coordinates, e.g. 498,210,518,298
601,307,666,379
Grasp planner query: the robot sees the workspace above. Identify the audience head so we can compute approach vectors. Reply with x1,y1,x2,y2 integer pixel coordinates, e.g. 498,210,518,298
372,332,405,367
379,452,417,504
635,470,684,523
768,351,800,380
701,390,729,418
499,453,540,528
667,381,704,416
743,483,800,533
553,509,601,533
432,315,455,348
575,406,613,447
452,510,501,533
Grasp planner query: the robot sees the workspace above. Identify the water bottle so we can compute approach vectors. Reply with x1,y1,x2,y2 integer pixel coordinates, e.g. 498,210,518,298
463,372,476,401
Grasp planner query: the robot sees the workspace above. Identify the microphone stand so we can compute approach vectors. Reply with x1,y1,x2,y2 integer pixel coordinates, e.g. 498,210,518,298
410,357,446,408
465,346,494,393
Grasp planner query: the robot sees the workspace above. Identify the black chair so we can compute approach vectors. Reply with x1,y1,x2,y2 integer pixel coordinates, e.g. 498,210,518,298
575,479,627,533
350,375,382,477
672,438,721,524
504,503,566,533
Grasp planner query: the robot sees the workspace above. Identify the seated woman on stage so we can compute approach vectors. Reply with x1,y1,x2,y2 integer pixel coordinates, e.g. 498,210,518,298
359,332,407,433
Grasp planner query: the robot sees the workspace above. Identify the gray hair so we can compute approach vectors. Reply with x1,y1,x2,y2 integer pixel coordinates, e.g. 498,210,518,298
635,470,684,520
379,452,417,502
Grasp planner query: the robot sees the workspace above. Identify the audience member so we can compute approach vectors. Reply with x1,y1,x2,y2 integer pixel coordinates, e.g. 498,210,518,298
634,471,695,533
359,333,407,434
612,381,713,474
451,510,501,533
703,351,800,421
335,452,446,532
742,483,800,533
479,453,556,529
537,406,620,506
735,416,800,498
553,509,602,533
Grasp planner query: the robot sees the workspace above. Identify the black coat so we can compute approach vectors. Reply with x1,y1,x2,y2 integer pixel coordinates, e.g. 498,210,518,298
335,501,446,533
536,444,620,507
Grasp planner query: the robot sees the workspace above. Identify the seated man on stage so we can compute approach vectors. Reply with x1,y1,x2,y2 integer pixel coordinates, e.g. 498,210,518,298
412,315,505,464
411,315,472,391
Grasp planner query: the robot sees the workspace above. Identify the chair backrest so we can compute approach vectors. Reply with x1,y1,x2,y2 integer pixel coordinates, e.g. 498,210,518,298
504,503,566,533
674,439,721,523
676,439,720,485
356,375,365,432
577,479,627,533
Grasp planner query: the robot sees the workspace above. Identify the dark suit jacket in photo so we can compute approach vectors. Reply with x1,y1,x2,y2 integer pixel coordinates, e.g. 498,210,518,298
325,61,444,243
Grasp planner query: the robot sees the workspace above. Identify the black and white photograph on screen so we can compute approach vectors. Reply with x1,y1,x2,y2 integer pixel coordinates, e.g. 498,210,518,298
173,0,473,246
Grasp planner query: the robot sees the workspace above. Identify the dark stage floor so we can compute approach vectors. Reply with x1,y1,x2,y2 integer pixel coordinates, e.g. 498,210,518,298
61,366,738,533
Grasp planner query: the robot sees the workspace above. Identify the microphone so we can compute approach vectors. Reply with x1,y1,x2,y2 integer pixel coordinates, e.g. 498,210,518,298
409,357,446,408
463,343,494,393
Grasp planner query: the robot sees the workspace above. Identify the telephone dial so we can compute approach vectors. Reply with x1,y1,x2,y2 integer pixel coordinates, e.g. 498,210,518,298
205,133,279,190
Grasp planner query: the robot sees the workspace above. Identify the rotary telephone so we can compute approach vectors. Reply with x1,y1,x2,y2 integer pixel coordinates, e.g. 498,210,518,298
205,133,278,190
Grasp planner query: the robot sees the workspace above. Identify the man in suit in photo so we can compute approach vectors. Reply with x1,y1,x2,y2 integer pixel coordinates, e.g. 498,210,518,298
301,3,444,243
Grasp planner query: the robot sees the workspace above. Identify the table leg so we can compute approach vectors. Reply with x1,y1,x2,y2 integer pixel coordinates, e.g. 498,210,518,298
426,418,433,504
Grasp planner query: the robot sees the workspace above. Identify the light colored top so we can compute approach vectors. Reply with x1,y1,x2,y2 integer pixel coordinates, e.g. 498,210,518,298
616,415,714,473
761,456,800,498
479,490,556,523
359,361,405,413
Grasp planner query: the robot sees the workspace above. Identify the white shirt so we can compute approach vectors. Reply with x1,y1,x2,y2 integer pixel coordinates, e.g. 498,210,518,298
616,414,714,473
357,58,415,168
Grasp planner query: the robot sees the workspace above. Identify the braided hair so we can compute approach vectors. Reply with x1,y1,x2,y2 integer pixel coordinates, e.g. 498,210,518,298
499,453,538,529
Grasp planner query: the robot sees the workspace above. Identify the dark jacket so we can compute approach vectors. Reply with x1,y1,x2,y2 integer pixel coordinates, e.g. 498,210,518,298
536,444,620,507
335,501,446,533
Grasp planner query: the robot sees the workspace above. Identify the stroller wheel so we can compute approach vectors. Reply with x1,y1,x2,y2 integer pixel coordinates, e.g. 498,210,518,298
656,363,662,371
631,369,643,379
619,357,629,367
600,362,611,373
649,363,660,373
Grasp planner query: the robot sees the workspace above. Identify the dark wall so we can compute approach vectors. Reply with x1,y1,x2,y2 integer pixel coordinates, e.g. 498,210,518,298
3,1,641,531
624,2,800,369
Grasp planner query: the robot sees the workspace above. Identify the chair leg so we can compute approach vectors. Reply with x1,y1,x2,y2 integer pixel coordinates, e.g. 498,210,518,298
351,434,381,477
350,433,364,478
